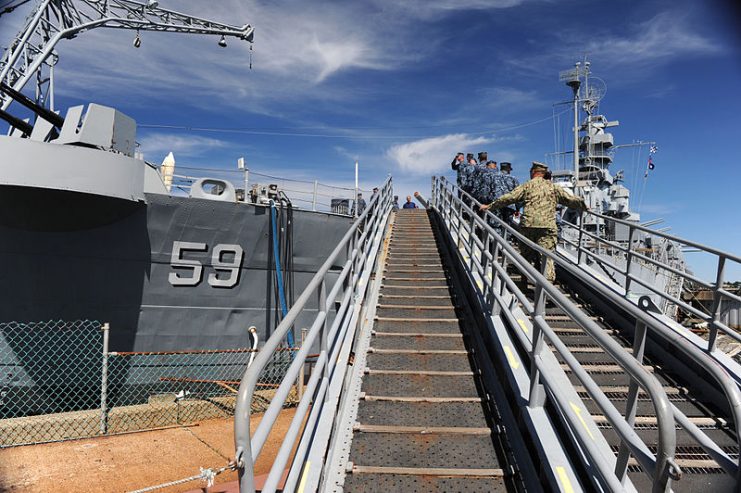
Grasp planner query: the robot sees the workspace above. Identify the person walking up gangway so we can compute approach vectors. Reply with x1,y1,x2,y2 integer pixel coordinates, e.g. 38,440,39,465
480,162,588,282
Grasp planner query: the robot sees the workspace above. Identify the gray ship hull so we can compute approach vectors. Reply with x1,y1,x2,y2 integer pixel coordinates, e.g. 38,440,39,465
0,188,351,352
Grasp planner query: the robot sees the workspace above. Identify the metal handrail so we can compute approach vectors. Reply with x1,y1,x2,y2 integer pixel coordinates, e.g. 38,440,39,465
434,176,741,485
430,177,680,491
560,209,741,353
233,177,393,493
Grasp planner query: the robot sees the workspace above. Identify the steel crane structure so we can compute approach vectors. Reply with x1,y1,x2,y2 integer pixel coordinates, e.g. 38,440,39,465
0,0,253,118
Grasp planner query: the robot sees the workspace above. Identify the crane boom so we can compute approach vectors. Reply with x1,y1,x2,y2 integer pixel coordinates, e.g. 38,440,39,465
0,0,254,112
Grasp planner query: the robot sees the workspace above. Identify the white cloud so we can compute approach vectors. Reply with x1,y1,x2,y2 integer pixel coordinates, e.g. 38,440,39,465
584,11,721,66
138,133,229,161
386,133,493,175
504,10,722,78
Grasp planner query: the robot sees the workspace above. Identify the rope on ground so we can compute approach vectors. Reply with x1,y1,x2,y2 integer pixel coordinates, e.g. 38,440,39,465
126,463,234,493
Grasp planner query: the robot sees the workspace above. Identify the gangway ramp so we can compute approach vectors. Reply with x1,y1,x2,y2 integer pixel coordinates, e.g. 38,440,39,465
341,208,522,492
429,176,741,492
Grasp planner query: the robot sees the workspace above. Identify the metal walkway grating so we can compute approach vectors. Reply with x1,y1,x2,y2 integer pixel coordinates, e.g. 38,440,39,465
343,209,514,492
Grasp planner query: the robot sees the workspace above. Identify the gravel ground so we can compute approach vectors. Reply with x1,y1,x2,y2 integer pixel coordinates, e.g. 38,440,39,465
0,409,297,493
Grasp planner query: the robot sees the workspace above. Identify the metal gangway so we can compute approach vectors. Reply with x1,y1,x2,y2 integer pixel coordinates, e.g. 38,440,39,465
232,175,741,492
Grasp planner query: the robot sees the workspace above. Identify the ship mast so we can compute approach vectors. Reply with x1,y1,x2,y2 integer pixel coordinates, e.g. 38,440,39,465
0,0,254,114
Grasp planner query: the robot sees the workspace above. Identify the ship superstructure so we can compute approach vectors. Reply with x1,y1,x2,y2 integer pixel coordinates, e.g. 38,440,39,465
551,61,687,316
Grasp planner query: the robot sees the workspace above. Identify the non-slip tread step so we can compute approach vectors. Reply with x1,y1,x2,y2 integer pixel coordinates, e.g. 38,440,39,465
370,334,466,351
355,400,490,428
342,473,508,493
376,307,458,319
361,373,479,397
373,319,461,333
366,352,472,372
348,433,500,469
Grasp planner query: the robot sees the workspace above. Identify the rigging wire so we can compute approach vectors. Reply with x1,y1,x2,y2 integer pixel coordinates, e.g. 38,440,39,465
138,109,571,141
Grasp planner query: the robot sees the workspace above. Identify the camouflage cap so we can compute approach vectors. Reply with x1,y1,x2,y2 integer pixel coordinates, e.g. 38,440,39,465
530,161,548,172
500,162,512,170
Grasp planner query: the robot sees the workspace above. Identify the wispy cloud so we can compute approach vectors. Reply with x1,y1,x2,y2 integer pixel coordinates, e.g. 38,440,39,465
138,133,230,161
386,133,493,175
504,10,722,78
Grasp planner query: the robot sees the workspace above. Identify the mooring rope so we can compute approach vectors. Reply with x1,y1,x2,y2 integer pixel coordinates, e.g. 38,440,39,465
126,463,234,493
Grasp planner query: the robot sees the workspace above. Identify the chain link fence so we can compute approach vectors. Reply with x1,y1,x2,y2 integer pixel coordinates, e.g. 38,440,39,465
0,320,301,447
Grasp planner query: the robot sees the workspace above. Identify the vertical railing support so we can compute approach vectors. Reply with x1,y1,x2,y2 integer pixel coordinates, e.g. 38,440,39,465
577,210,585,265
100,322,110,436
298,328,307,402
528,259,548,408
615,318,648,480
312,180,318,211
708,256,726,352
624,225,636,296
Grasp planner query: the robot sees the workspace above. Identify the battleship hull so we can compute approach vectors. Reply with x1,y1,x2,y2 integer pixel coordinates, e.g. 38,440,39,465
0,187,351,352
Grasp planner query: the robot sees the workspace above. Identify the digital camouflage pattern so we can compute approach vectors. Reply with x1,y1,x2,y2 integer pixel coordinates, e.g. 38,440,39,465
486,176,586,281
520,227,558,281
456,163,478,191
486,176,586,229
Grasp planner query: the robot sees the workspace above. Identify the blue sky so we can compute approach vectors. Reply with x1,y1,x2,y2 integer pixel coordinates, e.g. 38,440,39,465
1,0,740,280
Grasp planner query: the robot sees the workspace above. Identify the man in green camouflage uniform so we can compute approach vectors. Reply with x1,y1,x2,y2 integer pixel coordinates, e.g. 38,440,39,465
480,162,587,282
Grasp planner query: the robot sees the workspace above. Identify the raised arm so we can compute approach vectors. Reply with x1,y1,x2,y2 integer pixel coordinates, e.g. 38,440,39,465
555,186,587,210
480,183,525,210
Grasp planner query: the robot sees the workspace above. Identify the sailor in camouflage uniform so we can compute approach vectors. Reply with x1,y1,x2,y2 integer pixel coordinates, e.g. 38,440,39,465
480,162,587,282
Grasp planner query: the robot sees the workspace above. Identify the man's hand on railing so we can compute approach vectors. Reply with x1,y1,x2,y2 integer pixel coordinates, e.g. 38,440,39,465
479,203,490,211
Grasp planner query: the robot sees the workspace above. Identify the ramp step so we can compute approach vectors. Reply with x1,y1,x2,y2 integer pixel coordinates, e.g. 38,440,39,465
369,348,467,355
350,465,504,477
353,424,491,435
372,331,463,338
375,316,459,323
367,351,470,370
361,373,479,398
382,278,449,286
377,304,455,310
371,334,465,351
361,395,482,403
376,307,458,319
342,474,508,492
356,400,488,427
365,369,474,376
349,433,499,469
373,319,461,334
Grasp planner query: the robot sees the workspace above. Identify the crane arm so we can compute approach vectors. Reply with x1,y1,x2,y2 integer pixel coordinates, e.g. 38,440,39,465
1,0,254,111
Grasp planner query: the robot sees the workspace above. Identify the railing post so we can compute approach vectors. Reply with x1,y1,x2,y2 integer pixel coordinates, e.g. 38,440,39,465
624,224,636,296
577,210,585,265
708,256,726,352
615,318,648,480
100,322,110,436
298,327,307,402
312,180,318,211
528,262,548,408
319,278,329,387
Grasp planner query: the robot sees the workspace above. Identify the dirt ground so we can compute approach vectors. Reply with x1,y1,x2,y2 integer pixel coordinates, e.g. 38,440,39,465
0,409,297,493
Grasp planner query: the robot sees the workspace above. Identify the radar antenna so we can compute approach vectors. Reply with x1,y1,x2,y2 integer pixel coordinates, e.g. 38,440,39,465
0,0,254,112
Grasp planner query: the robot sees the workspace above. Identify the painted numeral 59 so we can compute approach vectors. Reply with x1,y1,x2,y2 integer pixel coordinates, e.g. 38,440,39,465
168,241,244,288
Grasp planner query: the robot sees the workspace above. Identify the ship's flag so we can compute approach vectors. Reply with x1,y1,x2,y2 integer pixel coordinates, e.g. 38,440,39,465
648,157,655,170
650,145,658,154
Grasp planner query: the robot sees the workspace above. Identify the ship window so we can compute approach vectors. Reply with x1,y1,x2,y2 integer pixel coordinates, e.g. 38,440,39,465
202,179,227,196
